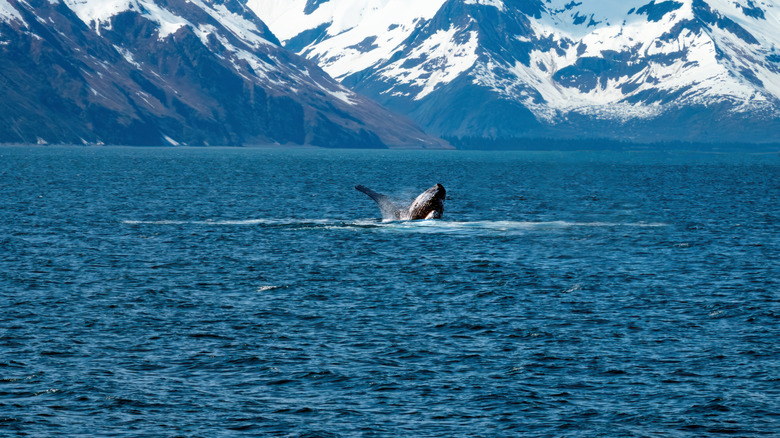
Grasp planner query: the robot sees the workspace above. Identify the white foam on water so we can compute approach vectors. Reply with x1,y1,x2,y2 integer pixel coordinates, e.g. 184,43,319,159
121,218,333,226
122,218,667,234
371,220,667,233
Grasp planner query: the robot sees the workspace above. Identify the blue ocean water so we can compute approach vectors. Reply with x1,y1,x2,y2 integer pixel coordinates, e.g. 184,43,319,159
1,146,778,436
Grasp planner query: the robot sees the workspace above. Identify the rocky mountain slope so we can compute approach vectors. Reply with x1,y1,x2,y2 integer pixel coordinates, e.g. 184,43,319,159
0,0,444,147
250,0,780,144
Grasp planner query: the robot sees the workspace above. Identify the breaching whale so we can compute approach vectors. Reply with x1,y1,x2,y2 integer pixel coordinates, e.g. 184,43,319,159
355,183,445,221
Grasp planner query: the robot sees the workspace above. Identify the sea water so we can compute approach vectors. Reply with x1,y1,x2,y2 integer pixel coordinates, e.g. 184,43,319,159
1,146,778,436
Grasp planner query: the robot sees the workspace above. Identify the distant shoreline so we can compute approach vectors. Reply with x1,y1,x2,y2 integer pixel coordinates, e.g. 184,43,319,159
444,136,780,153
2,141,778,153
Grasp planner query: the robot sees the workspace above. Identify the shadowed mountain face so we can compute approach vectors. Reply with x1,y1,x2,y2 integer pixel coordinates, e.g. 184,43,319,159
250,0,780,144
0,0,446,148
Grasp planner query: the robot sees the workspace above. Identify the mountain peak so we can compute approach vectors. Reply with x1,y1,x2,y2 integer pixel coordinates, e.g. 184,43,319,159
0,0,447,147
250,0,780,143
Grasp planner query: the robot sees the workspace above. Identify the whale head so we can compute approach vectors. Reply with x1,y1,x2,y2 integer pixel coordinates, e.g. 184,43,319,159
405,183,445,220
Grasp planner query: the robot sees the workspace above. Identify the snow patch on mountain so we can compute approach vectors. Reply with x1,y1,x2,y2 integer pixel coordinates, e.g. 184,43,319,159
543,0,644,37
706,0,780,45
383,27,479,99
114,44,140,68
463,0,504,10
0,0,24,24
248,0,444,42
65,0,187,38
396,0,780,121
62,0,293,95
188,0,274,48
64,0,274,46
247,0,447,80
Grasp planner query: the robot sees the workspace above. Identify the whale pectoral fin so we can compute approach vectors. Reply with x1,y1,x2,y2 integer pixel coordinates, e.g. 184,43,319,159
424,210,441,220
355,185,400,220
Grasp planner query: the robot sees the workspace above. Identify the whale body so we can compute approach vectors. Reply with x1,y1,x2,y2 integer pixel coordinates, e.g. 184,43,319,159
356,183,445,221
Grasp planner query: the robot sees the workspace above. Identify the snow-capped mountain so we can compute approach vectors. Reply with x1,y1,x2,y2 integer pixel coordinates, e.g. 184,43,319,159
249,0,780,144
0,0,444,147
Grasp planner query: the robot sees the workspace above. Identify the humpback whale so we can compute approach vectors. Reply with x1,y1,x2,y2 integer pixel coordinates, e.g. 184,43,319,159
355,183,445,221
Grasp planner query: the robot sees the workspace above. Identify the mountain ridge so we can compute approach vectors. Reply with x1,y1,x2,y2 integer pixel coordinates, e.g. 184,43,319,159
249,0,780,144
0,0,447,148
